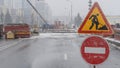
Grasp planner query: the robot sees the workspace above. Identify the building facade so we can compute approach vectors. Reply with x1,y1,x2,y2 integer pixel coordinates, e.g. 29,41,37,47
35,0,52,25
0,0,52,27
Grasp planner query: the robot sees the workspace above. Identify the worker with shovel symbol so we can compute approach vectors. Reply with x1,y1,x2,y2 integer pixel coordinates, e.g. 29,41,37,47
89,13,108,30
89,13,99,30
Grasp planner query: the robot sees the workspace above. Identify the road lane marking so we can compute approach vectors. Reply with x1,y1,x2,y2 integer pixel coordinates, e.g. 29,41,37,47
64,53,68,60
0,39,24,51
85,47,105,54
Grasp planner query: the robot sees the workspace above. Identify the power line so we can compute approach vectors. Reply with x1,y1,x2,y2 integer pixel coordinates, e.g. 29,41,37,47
26,0,47,24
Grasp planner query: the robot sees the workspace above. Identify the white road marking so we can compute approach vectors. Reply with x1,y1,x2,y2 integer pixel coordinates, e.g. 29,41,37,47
0,39,24,51
64,53,68,60
85,47,106,54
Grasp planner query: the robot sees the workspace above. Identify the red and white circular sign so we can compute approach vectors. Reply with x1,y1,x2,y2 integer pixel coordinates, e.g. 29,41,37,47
81,36,109,64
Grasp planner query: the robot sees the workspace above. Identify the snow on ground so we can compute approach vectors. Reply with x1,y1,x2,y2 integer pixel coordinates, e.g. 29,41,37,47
30,33,79,39
30,33,90,39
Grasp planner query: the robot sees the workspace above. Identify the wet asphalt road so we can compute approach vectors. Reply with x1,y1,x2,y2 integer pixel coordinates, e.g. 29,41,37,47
0,34,120,68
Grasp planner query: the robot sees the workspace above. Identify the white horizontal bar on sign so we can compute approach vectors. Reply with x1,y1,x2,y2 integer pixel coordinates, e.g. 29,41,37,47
85,47,105,54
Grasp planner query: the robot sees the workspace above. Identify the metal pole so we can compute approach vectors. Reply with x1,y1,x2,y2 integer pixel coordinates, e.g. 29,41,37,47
88,0,92,10
66,0,72,27
93,65,96,68
71,2,72,24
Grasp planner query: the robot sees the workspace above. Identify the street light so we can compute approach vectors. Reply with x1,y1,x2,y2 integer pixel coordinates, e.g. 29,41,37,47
66,0,73,27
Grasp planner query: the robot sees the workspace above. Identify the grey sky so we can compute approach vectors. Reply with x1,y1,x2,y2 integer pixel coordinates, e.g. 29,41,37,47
45,0,120,17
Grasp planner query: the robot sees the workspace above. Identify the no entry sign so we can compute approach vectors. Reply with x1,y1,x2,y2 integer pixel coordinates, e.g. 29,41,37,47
81,36,109,64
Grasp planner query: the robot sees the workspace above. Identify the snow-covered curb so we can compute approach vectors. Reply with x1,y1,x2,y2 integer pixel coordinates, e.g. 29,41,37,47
105,38,120,44
105,38,120,49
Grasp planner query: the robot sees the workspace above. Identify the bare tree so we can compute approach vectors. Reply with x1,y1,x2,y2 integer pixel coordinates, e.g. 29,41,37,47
74,13,82,28
0,11,4,24
4,10,12,24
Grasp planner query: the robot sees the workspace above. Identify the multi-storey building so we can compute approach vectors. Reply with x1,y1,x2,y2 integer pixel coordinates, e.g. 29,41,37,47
1,0,52,27
35,0,52,25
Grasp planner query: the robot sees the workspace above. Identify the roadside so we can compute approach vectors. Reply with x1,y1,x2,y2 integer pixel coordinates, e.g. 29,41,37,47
0,38,24,51
105,38,120,50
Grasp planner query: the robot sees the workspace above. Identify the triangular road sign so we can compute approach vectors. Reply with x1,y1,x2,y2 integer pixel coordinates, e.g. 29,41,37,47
78,2,114,34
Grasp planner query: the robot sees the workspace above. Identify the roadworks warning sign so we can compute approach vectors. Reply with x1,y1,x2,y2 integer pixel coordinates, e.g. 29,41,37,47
78,2,113,34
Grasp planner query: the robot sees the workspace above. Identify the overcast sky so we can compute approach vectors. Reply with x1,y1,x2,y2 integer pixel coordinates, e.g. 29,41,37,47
45,0,120,17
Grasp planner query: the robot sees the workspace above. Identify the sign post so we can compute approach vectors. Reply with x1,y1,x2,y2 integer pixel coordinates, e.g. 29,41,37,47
93,65,96,68
77,2,112,68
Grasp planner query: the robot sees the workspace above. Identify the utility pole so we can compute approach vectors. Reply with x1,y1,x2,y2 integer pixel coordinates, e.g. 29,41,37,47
88,0,92,10
66,0,73,28
71,1,72,24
